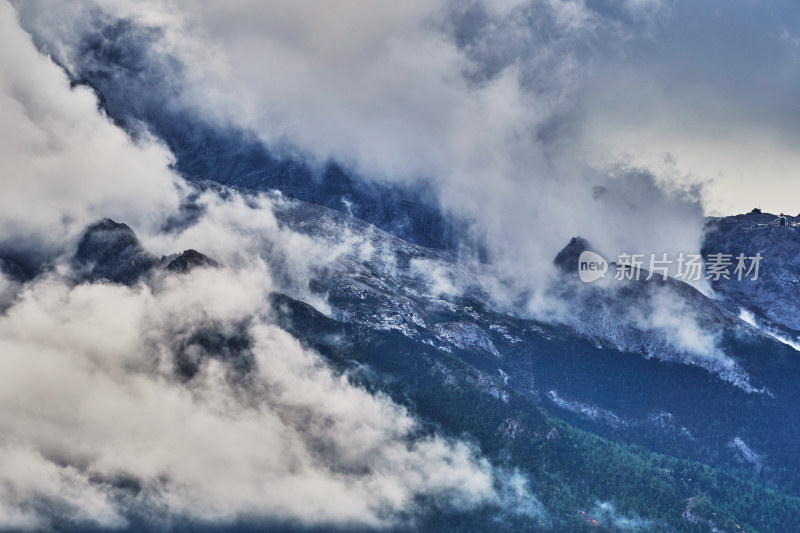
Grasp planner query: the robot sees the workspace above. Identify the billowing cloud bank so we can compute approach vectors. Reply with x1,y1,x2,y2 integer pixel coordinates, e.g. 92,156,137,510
0,3,541,528
12,0,708,296
2,0,781,526
0,0,182,259
0,267,500,529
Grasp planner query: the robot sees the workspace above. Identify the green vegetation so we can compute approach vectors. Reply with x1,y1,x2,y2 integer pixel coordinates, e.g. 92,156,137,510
273,294,800,531
404,357,800,532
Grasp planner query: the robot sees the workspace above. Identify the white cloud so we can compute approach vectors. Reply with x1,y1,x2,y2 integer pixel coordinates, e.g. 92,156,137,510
0,0,182,258
588,500,657,530
0,257,502,528
579,75,800,216
0,446,124,530
0,4,540,527
12,0,708,303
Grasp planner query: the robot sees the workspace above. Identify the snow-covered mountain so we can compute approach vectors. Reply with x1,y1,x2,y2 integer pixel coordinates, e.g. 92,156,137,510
18,187,797,531
704,210,800,338
4,3,800,530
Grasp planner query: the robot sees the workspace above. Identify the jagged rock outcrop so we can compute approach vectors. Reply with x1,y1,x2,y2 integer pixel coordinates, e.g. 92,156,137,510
72,218,157,285
164,249,219,274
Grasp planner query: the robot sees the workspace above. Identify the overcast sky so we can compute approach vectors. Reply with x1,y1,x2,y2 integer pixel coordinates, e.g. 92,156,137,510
13,1,800,224
578,0,800,216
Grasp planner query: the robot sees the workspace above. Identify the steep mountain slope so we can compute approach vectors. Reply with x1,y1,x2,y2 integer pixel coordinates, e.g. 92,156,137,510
8,4,800,531
703,210,800,339
52,204,800,531
266,198,800,495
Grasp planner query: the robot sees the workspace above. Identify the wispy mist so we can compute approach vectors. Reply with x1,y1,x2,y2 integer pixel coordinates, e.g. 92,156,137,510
0,3,543,527
12,0,709,301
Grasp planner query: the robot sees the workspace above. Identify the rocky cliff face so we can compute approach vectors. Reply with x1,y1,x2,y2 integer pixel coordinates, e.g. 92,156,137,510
72,218,158,285
703,210,800,335
257,198,800,491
